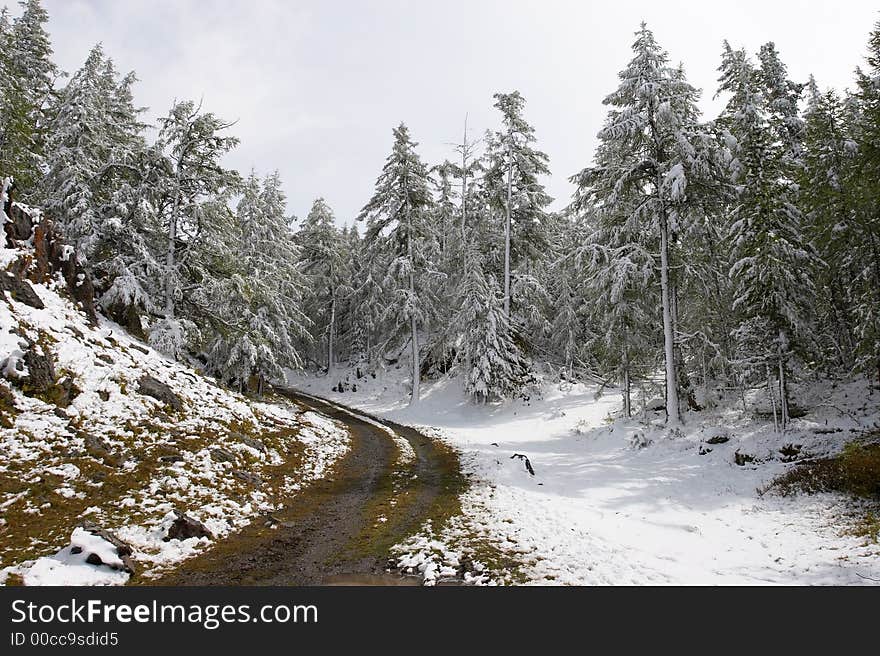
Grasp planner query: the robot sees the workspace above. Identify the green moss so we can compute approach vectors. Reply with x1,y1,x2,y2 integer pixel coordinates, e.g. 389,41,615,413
770,438,880,499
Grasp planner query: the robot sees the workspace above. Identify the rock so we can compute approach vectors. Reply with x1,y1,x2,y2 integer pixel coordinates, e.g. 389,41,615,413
159,454,183,463
81,431,125,467
210,447,235,463
104,301,147,341
98,390,110,402
0,271,44,309
0,381,16,428
232,469,262,488
21,342,56,395
164,509,213,542
77,521,136,574
238,435,267,453
4,202,34,244
734,451,756,467
779,443,802,462
53,407,69,419
47,375,80,408
137,375,183,411
129,343,149,355
706,434,730,445
33,219,97,323
96,353,114,364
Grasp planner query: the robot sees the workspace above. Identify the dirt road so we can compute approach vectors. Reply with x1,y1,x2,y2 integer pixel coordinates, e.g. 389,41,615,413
153,388,464,585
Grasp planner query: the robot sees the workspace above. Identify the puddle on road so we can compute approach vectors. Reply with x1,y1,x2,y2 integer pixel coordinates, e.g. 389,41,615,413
322,573,423,586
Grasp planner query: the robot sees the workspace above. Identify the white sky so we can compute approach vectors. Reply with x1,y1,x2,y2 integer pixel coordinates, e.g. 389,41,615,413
39,0,879,225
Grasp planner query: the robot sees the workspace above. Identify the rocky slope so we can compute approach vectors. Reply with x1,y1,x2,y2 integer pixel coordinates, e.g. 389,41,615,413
0,203,349,585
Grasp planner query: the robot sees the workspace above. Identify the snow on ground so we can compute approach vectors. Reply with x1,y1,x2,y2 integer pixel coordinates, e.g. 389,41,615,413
0,248,349,586
288,366,880,585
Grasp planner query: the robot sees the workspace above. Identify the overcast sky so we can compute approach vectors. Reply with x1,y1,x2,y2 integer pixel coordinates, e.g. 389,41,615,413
38,0,879,226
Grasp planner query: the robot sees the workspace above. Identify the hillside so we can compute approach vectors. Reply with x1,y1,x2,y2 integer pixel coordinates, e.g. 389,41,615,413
0,205,349,585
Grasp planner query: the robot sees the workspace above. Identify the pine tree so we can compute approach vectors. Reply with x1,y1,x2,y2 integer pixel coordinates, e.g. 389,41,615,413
0,0,58,194
213,171,309,389
575,24,716,424
42,46,145,259
296,197,349,371
848,20,880,384
458,244,526,402
148,100,241,359
484,91,552,324
358,124,438,405
718,41,815,428
800,78,860,370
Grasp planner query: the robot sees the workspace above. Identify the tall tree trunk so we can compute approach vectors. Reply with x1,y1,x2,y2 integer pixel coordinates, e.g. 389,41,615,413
659,212,680,424
461,114,468,260
623,345,631,418
767,363,779,434
778,335,789,431
410,305,420,405
503,141,513,320
328,287,336,373
165,184,180,319
406,199,420,406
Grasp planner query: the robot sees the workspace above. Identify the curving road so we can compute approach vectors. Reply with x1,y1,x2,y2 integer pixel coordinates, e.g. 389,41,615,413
153,388,464,586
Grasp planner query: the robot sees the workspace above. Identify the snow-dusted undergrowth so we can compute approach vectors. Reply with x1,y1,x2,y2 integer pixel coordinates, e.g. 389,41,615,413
288,365,880,585
0,249,349,585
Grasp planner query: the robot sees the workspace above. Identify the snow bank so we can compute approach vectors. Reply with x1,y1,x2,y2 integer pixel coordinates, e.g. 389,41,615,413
288,366,880,585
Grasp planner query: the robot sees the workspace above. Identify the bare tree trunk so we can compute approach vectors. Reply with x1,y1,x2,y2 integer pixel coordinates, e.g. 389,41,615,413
461,114,468,258
778,343,789,431
165,184,180,319
406,195,420,406
623,347,631,418
767,363,779,434
410,307,420,405
659,212,680,424
503,140,513,320
328,288,336,373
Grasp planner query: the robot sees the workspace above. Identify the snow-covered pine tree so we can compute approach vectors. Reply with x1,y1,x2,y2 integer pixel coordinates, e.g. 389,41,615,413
756,42,806,168
575,24,715,425
42,46,144,258
0,0,57,195
718,42,815,428
41,45,105,254
457,243,526,403
422,159,461,375
570,171,658,417
846,20,880,384
547,215,586,380
0,7,11,160
148,100,241,359
296,197,350,372
800,78,860,371
227,171,308,389
357,124,438,405
347,237,386,368
451,116,482,266
483,91,552,325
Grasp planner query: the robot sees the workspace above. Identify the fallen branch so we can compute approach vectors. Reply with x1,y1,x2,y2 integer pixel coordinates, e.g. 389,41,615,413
510,453,535,476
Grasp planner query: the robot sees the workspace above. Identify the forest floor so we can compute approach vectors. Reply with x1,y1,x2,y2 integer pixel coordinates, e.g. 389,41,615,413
287,366,880,585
